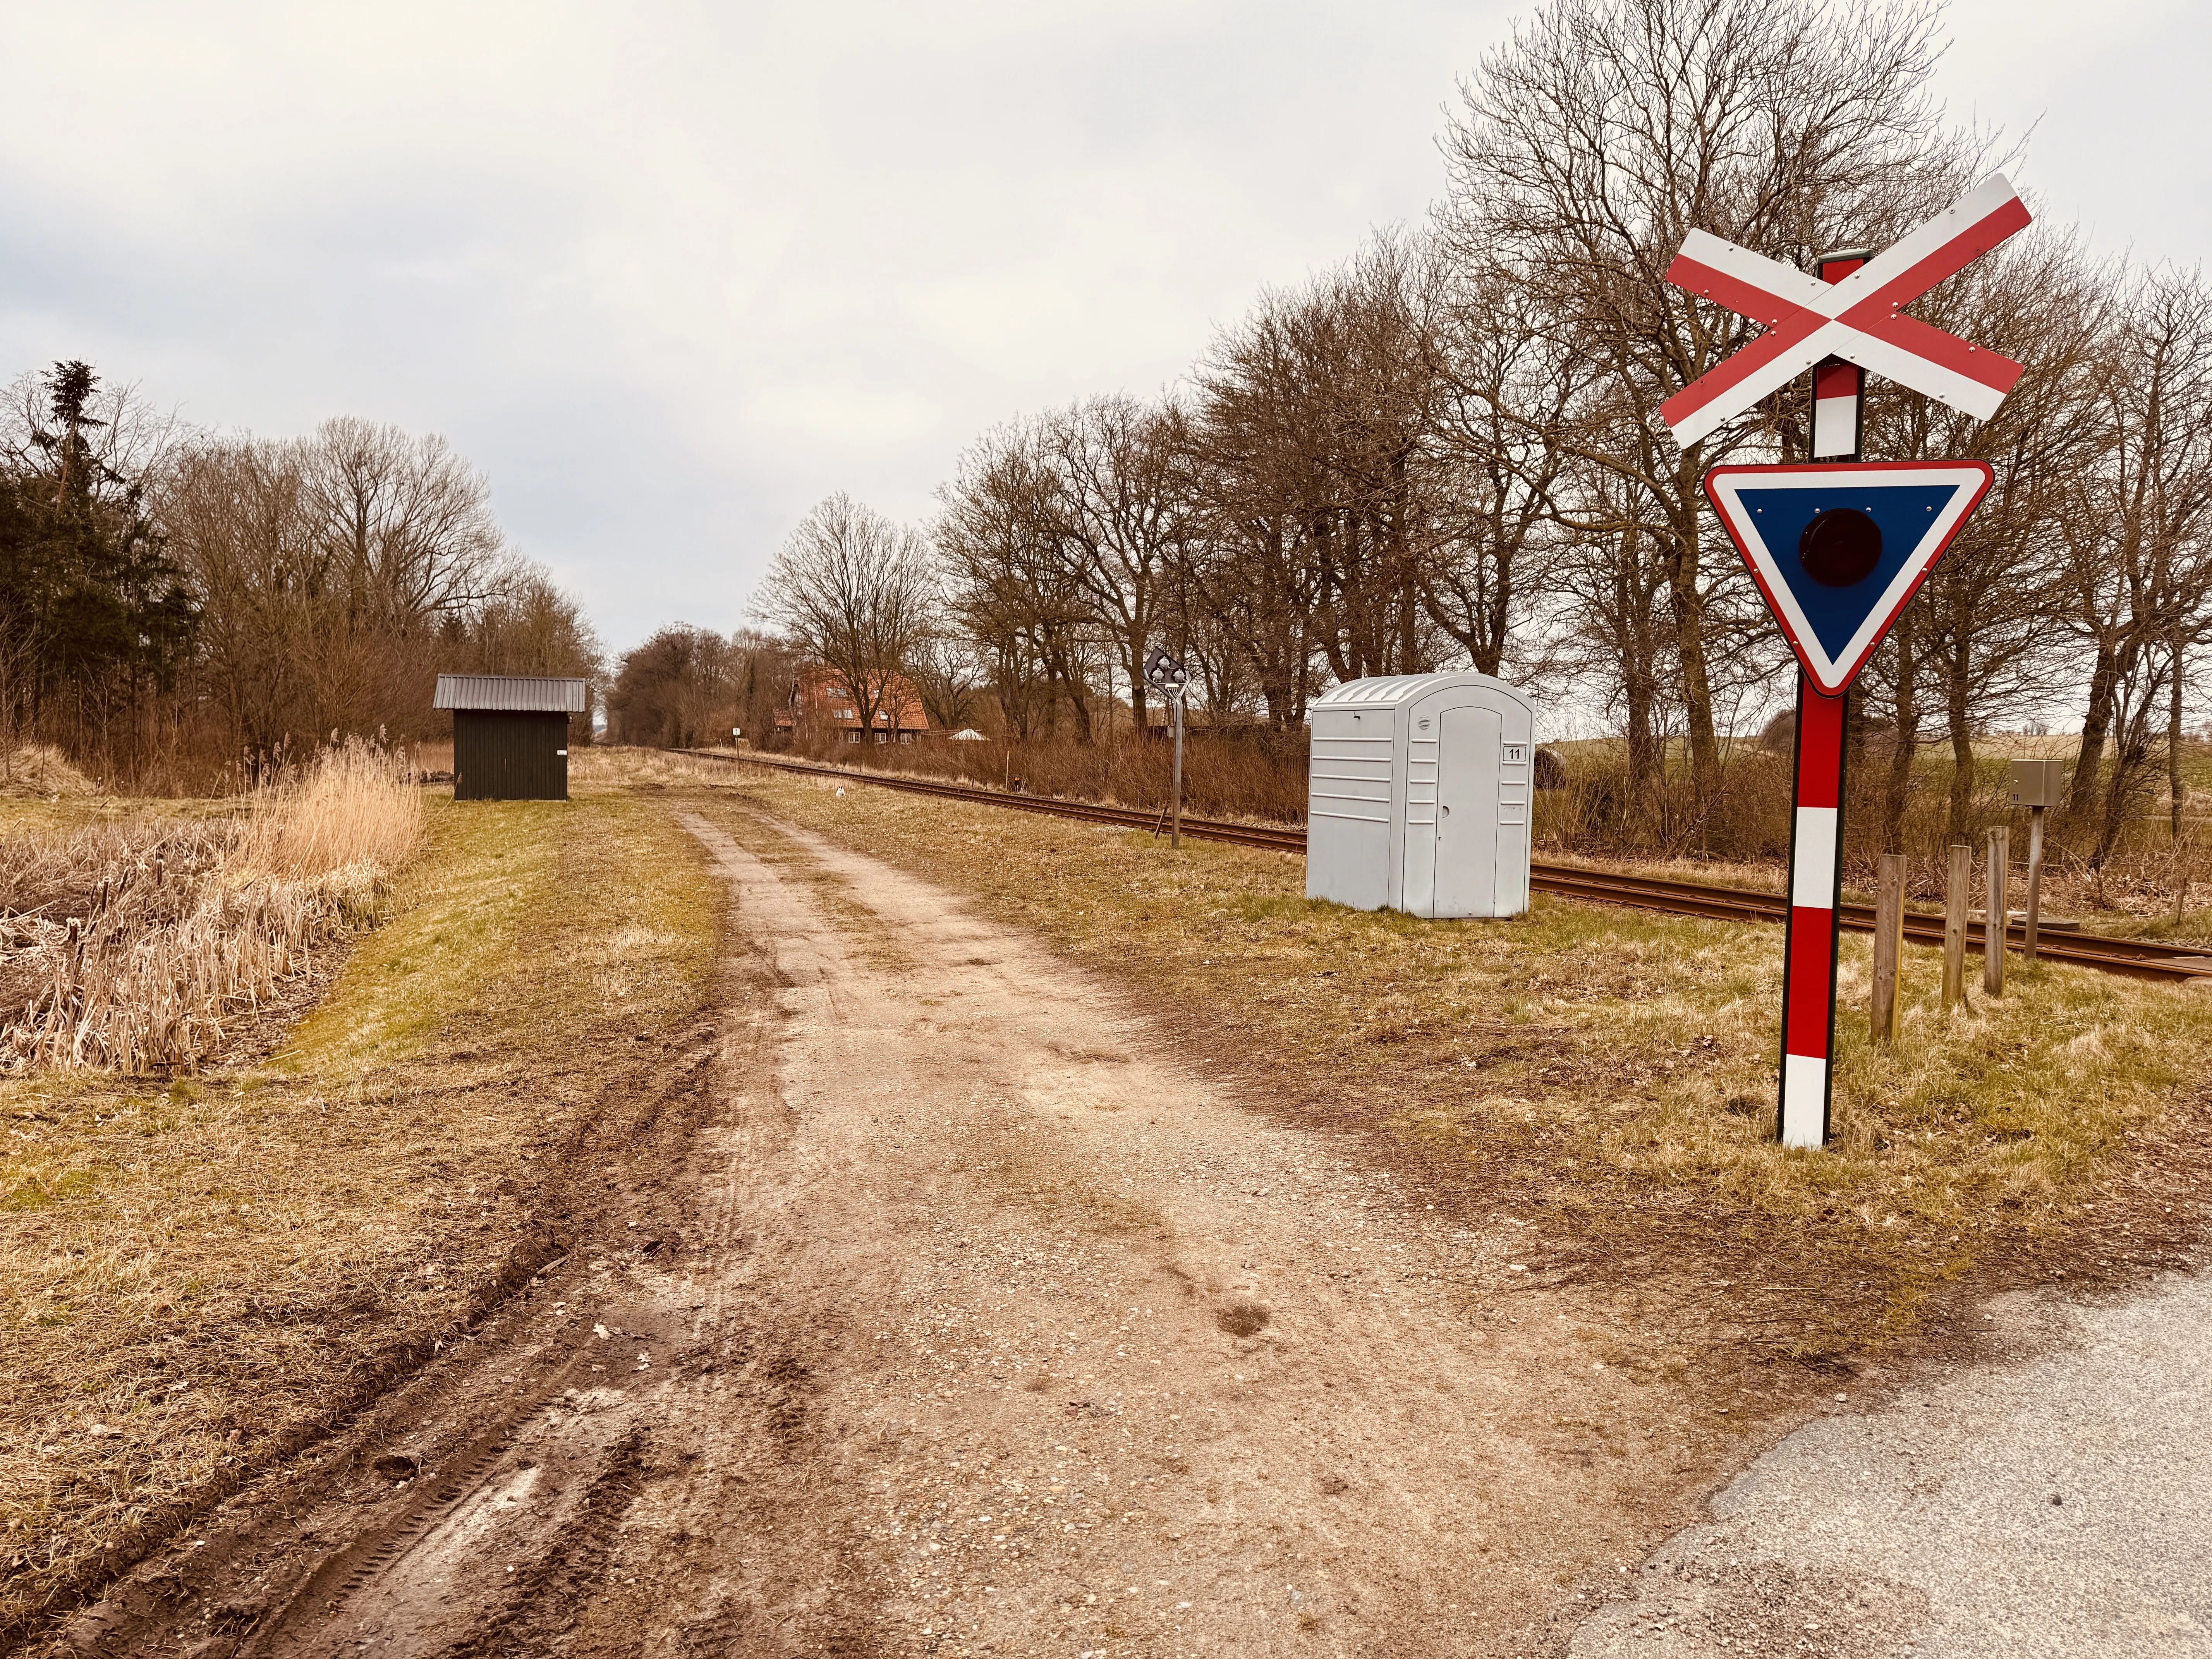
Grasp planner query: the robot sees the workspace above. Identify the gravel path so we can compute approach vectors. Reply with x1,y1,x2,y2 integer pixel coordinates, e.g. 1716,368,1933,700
684,805,1704,1657
1569,1272,2212,1657
67,797,1825,1659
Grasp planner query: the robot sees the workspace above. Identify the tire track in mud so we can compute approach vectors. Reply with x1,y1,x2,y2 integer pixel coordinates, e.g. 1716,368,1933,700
50,809,883,1659
196,810,889,1659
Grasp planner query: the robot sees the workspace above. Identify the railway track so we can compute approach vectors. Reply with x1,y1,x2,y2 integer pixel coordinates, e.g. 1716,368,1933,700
683,749,2212,984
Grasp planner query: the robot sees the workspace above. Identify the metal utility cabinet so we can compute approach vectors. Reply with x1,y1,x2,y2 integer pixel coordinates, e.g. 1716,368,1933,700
1304,672,1536,919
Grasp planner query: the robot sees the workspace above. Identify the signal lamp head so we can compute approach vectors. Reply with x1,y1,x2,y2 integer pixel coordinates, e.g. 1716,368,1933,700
1799,508,1881,587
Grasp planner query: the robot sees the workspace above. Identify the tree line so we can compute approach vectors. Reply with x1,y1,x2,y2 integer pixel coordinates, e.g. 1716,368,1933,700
0,362,602,787
740,0,2209,864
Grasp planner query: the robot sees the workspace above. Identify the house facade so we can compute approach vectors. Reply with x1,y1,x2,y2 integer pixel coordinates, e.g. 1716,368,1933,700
775,666,930,743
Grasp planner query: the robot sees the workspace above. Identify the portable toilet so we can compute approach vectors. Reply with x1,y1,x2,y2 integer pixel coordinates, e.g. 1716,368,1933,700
1304,672,1535,918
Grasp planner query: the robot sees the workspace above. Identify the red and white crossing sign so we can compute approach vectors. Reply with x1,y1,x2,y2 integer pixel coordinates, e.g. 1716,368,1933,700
1653,175,2031,1152
1660,174,2033,447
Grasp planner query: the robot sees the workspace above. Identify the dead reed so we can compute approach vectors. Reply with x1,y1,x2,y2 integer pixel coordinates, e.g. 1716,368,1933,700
0,744,100,800
0,740,424,1075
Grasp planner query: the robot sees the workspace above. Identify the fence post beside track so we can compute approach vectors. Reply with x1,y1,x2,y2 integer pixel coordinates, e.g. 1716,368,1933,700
1984,825,2009,997
1171,696,1184,850
1872,853,1904,1044
1942,845,1971,1010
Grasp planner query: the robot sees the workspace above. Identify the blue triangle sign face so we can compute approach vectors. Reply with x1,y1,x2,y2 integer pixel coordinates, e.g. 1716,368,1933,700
1704,461,1995,696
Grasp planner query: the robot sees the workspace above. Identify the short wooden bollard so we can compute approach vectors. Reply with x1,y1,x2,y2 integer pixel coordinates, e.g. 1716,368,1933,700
1942,844,1972,1010
1871,853,1905,1044
1984,825,2010,996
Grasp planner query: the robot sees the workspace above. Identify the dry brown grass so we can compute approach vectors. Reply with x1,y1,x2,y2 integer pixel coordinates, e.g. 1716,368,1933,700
0,741,424,1076
711,764,2212,1367
571,746,728,790
0,746,100,800
232,736,424,883
0,775,721,1642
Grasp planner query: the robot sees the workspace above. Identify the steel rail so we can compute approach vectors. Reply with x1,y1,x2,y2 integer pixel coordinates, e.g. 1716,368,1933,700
683,749,2212,983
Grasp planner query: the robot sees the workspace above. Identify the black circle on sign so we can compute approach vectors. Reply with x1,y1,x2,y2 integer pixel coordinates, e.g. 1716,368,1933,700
1798,508,1882,587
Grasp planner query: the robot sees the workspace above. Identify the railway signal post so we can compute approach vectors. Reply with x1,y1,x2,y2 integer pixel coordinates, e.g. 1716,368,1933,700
1145,647,1192,849
1663,175,2032,1148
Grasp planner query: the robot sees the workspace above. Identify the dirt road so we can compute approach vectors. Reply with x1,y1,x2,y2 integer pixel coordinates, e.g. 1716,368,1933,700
66,798,1773,1659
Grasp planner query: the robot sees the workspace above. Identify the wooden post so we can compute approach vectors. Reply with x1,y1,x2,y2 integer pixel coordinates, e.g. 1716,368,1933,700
2023,804,2045,962
1942,844,1971,1010
1871,852,1905,1044
1984,826,2009,996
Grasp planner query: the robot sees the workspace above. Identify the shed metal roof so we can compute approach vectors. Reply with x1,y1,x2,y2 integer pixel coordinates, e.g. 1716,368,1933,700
434,674,588,713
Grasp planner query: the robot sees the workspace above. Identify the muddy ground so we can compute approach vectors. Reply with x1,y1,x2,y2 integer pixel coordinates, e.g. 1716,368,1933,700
40,797,1989,1658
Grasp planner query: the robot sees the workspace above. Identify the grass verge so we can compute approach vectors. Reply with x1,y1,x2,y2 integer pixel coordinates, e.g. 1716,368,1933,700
0,778,720,1640
709,759,2212,1369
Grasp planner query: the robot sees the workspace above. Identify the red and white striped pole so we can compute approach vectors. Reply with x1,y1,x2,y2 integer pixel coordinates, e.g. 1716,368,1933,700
1809,247,1869,462
1777,247,1869,1149
1779,678,1846,1146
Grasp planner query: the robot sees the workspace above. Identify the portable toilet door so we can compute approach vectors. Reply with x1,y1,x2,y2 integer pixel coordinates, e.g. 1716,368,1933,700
1399,677,1533,918
1430,704,1502,913
1419,701,1532,918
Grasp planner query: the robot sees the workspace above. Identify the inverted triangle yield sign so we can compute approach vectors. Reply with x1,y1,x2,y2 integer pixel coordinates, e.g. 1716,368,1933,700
1704,460,1994,696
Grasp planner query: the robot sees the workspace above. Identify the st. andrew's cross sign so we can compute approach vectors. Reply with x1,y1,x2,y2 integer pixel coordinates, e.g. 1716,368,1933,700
1662,175,2030,1150
1660,174,2032,446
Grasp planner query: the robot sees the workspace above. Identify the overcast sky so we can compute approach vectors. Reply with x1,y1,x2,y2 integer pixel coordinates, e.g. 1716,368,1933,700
0,0,2202,658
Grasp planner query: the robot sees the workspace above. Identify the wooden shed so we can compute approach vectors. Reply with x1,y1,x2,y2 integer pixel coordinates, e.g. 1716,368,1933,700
433,674,587,801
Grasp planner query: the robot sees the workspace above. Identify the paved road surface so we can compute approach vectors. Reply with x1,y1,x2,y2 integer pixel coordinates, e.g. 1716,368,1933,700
1571,1272,2212,1656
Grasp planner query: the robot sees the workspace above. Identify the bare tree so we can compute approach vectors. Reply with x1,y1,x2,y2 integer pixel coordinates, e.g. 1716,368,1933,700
2058,263,2212,859
1440,0,1968,798
607,625,735,747
906,626,985,733
728,628,800,744
163,419,540,753
939,433,1101,740
301,417,511,634
1425,252,1586,680
1864,226,2110,837
1034,396,1191,733
755,494,936,745
1190,234,1446,721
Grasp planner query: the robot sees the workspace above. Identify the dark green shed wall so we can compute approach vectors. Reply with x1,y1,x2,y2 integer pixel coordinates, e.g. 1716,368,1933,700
453,710,570,800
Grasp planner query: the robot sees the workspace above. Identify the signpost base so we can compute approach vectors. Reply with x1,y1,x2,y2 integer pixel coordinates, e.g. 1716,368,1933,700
1779,675,1846,1148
